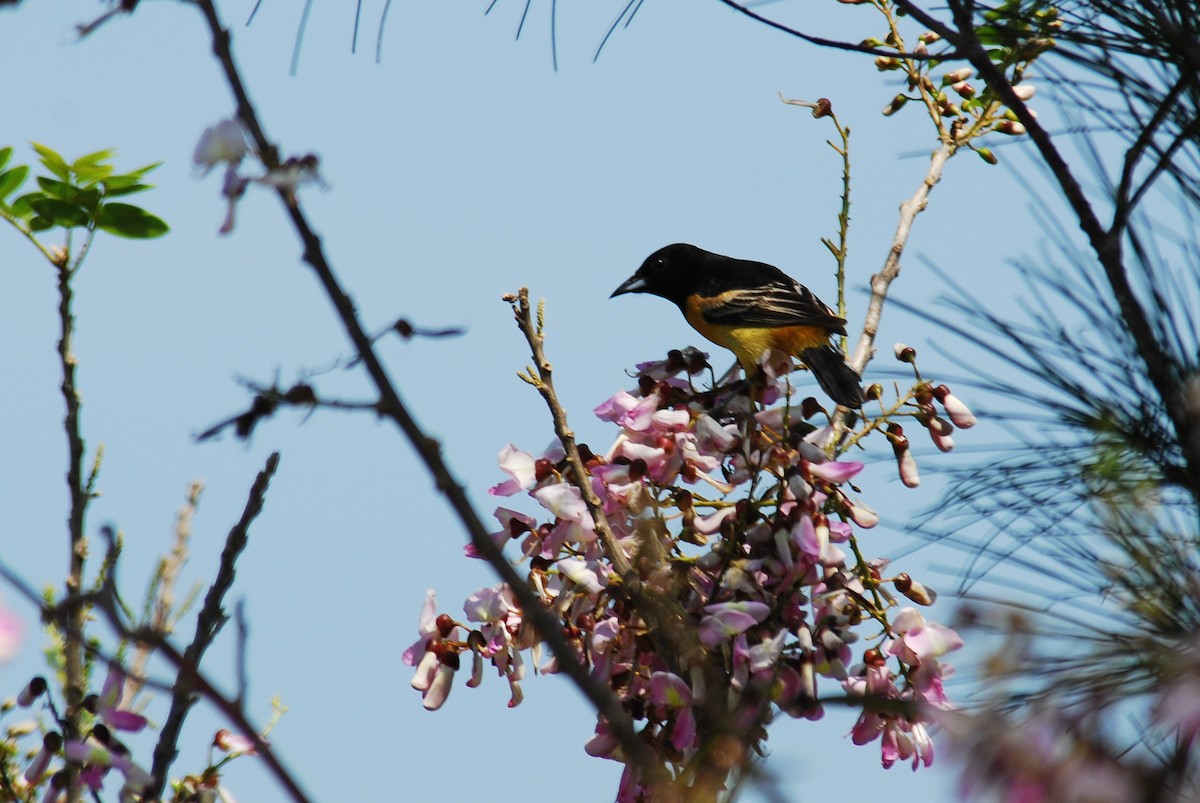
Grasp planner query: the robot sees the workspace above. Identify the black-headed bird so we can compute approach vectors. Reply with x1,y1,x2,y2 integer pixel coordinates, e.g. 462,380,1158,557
612,243,864,408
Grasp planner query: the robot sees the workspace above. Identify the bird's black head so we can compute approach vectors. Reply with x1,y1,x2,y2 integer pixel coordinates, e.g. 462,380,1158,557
611,243,708,308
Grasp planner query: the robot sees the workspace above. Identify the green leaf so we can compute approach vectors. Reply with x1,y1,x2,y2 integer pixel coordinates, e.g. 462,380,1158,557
30,142,70,181
73,164,114,184
127,161,162,178
28,216,55,232
0,165,29,200
96,202,168,239
103,174,145,190
72,149,115,170
101,182,152,198
35,176,100,212
30,197,89,228
37,176,78,199
10,190,43,218
0,147,11,173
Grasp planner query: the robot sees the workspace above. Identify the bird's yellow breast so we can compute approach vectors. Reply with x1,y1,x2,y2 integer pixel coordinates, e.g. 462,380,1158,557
684,300,830,370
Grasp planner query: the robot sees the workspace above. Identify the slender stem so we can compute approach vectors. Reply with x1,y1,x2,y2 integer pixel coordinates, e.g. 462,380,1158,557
849,143,953,374
150,453,280,798
509,290,635,579
56,257,87,796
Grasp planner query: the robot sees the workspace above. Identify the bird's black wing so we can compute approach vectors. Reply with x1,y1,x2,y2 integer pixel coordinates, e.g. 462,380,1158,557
699,275,848,334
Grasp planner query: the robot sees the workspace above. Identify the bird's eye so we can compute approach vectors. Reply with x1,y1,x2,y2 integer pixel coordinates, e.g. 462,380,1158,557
653,258,666,271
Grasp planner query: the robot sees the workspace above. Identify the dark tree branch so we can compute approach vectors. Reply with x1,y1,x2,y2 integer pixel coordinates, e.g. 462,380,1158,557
715,0,953,59
149,452,281,799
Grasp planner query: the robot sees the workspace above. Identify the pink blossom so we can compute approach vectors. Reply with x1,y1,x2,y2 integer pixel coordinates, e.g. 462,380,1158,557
0,598,20,663
463,585,517,624
889,608,963,663
489,444,537,496
193,118,249,175
649,672,693,707
423,654,458,711
699,601,771,647
532,482,589,522
693,505,739,535
807,459,864,484
95,664,147,733
64,741,153,790
558,558,606,593
402,589,440,667
214,728,260,756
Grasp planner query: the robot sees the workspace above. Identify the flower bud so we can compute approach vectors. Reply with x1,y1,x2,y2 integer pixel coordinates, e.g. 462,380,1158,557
894,343,917,363
848,501,878,528
888,424,920,488
919,31,941,44
941,67,973,85
882,94,909,116
975,147,998,165
1011,84,1036,101
875,56,901,71
934,384,976,428
952,81,975,98
17,677,47,707
996,120,1027,135
894,573,938,605
24,731,61,784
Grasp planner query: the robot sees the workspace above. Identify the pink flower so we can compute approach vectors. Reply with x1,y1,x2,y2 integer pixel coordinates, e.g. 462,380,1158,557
402,589,440,667
888,608,963,663
807,459,864,484
214,728,260,756
489,444,537,496
699,601,771,647
94,664,147,733
193,118,249,175
466,507,536,559
0,597,21,663
532,482,589,522
63,741,153,790
557,558,606,593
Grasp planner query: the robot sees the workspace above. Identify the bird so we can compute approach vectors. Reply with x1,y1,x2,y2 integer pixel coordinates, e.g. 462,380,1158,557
611,243,865,408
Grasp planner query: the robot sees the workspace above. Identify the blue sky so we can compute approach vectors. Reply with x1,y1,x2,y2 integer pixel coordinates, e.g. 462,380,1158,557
0,2,1050,800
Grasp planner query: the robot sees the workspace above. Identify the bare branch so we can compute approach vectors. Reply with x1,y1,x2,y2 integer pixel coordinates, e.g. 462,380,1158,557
849,143,954,373
149,452,281,799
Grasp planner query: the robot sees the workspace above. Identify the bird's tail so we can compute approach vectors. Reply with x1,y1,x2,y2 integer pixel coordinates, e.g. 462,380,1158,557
799,346,865,408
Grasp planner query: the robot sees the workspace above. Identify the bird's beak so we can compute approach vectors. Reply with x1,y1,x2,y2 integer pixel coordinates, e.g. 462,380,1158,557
611,274,647,298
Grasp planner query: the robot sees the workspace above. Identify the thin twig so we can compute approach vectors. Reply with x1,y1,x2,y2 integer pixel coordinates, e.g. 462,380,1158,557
149,452,280,799
509,290,635,579
849,143,954,374
56,257,87,800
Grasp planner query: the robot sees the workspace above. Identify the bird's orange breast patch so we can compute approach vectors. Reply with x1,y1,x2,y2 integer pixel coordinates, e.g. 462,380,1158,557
684,296,832,371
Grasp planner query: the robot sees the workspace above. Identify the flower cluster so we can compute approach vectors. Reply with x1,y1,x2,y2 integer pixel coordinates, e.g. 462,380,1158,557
406,348,968,798
6,663,263,802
